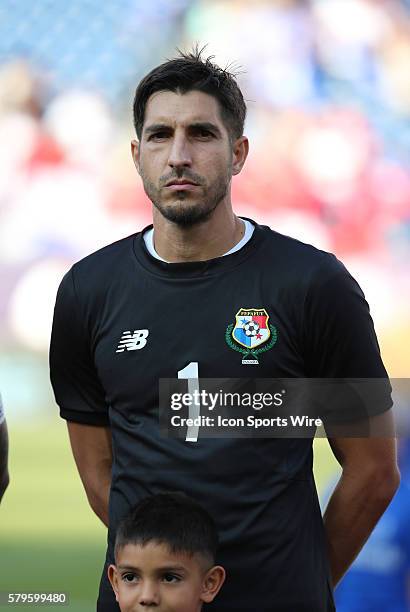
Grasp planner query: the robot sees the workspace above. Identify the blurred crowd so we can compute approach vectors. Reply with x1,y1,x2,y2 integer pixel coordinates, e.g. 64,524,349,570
0,0,409,383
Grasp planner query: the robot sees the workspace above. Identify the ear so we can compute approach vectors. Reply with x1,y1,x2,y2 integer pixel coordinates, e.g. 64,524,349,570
200,565,226,603
231,135,249,176
131,139,141,174
107,564,120,603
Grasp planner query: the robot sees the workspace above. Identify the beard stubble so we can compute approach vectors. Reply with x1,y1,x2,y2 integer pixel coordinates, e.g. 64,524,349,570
139,166,232,227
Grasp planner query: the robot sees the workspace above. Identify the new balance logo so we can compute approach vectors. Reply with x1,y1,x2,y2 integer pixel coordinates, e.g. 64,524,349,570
116,330,149,352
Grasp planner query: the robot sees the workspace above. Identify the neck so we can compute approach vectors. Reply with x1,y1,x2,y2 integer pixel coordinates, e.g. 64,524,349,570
152,201,244,263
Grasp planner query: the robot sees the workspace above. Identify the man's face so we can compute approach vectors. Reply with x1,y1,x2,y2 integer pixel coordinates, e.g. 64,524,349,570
108,542,223,612
132,90,237,226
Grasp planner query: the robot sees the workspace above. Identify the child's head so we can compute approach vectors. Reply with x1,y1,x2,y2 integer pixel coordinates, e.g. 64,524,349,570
108,492,226,612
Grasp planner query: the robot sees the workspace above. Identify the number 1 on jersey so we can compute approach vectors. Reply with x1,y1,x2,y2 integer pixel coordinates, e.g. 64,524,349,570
178,362,200,443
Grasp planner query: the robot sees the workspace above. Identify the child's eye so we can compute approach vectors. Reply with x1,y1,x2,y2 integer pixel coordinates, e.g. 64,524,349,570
162,573,182,583
122,573,138,583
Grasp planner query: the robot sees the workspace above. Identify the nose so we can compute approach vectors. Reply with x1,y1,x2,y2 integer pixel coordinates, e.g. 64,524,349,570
138,580,160,607
167,133,192,170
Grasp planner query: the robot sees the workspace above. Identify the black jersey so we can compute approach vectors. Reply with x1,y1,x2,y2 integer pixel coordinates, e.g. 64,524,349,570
50,220,390,611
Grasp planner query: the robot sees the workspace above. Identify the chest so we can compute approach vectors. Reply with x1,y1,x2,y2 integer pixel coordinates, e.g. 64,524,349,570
90,274,306,409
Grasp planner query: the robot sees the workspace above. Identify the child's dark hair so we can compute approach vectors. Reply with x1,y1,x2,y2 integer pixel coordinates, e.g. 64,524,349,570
133,44,246,145
115,492,219,564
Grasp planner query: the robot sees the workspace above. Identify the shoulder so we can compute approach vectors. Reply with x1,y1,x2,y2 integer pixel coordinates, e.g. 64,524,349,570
71,233,138,283
56,233,140,311
255,222,347,285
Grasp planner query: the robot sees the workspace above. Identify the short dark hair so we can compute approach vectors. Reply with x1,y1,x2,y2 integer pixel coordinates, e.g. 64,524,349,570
114,492,219,564
133,45,247,144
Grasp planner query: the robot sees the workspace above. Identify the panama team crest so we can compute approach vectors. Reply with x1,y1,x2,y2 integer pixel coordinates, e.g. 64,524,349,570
225,308,277,365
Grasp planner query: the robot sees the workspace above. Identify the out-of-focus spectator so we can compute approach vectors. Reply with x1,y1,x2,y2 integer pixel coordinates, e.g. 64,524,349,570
0,59,44,118
0,392,9,503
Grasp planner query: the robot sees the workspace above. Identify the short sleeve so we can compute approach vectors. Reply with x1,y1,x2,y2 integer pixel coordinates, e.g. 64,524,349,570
49,268,109,426
303,257,392,420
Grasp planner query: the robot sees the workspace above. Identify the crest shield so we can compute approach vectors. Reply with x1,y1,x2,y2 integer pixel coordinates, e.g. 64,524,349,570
232,308,270,349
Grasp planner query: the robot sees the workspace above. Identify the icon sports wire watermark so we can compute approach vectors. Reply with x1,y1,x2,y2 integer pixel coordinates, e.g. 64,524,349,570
159,378,409,442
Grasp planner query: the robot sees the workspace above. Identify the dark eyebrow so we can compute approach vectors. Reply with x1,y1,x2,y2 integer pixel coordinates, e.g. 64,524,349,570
144,122,222,137
117,564,187,572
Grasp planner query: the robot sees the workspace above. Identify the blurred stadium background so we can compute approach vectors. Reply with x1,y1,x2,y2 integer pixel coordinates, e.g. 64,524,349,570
0,0,409,609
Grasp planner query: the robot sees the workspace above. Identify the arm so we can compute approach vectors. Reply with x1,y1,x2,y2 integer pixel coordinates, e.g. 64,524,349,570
0,419,9,503
67,421,112,527
50,270,112,524
323,412,400,587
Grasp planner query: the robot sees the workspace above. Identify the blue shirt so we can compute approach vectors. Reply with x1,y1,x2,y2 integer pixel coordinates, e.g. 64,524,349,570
336,471,410,611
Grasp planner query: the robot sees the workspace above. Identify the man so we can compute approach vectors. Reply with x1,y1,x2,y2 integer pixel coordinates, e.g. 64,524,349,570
0,392,9,503
50,48,399,611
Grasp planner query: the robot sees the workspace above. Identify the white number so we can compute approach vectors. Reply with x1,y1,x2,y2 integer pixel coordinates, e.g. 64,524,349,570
178,362,200,443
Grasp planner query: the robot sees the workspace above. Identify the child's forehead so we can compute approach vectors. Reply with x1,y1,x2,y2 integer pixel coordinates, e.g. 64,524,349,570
116,540,202,570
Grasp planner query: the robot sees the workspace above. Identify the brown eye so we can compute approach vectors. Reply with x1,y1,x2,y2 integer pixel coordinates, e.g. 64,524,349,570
122,573,138,583
150,132,169,140
162,573,182,583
